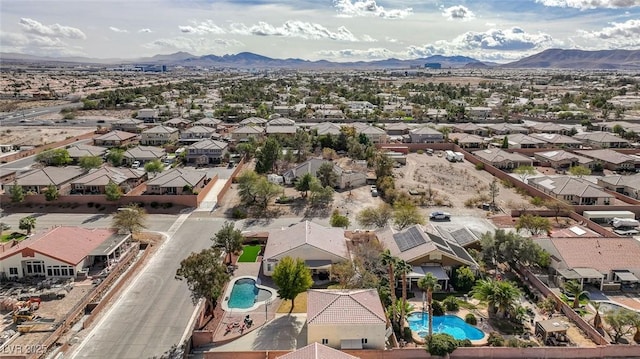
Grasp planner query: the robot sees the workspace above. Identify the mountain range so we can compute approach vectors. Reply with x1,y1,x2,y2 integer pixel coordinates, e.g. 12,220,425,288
2,49,639,70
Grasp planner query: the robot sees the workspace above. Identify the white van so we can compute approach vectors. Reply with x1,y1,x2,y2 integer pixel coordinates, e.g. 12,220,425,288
131,161,140,169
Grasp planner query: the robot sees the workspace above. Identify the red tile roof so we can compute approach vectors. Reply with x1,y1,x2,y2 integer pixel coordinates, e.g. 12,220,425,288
0,227,121,265
307,289,386,325
276,342,359,359
550,237,640,273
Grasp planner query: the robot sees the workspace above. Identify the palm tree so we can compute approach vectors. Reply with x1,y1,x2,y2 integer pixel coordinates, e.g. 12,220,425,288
471,279,521,318
395,259,413,325
563,280,589,309
418,273,441,338
380,250,398,327
591,301,604,333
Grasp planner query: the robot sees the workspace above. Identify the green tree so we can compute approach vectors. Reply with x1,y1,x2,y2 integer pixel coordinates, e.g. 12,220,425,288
356,204,393,228
375,152,394,180
501,136,509,149
471,279,521,318
237,170,283,210
562,280,589,309
308,180,334,207
106,148,125,166
488,178,500,208
393,199,425,230
395,259,413,324
480,230,548,268
272,257,313,312
604,309,636,343
330,261,356,288
44,184,59,201
568,165,591,177
329,210,350,229
9,181,24,203
426,333,459,357
513,165,536,182
144,159,164,174
292,128,311,163
112,204,147,235
294,173,314,197
176,248,230,315
381,250,398,328
105,181,123,201
454,266,476,292
19,216,36,235
236,136,258,159
255,137,282,174
212,221,243,265
79,155,103,171
515,214,551,236
36,148,72,166
316,162,338,188
418,273,441,338
544,199,572,223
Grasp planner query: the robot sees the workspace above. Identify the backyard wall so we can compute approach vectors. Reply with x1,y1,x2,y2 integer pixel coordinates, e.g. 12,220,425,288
0,132,96,163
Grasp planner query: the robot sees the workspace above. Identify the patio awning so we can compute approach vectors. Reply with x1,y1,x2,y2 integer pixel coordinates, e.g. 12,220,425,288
614,271,639,282
305,260,332,269
573,267,604,279
556,269,582,280
408,266,449,281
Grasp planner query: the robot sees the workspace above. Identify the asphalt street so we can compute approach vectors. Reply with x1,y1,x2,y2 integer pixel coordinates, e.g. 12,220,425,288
0,102,82,126
0,139,92,171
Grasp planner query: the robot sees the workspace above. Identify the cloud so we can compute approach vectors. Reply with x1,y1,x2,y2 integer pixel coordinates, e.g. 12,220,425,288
442,5,476,21
333,0,413,19
138,28,153,33
19,18,86,40
229,20,362,41
0,31,84,57
535,0,640,9
179,20,225,35
146,37,244,53
578,19,640,48
316,47,397,60
109,26,128,33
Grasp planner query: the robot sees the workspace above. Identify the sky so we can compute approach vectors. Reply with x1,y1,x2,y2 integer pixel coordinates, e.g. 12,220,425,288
1,0,639,63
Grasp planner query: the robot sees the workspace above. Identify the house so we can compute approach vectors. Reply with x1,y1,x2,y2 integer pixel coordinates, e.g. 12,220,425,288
312,122,342,136
231,125,264,141
0,227,131,279
164,117,192,130
574,149,638,171
472,148,533,169
384,123,410,136
315,109,345,119
449,133,484,148
409,126,445,144
527,123,571,134
4,166,85,195
528,176,613,205
530,133,583,149
483,123,529,135
111,118,146,133
282,158,365,189
266,124,297,136
145,168,207,195
179,126,216,143
307,289,387,350
376,225,478,290
239,117,267,126
262,221,349,276
466,106,492,120
193,118,222,129
66,144,107,163
93,131,138,147
598,174,640,199
186,139,228,165
70,167,146,194
137,108,160,123
123,146,166,166
425,109,448,121
353,124,388,144
498,134,546,149
538,237,640,290
534,150,594,170
573,132,630,149
276,343,359,359
451,123,487,136
140,126,179,146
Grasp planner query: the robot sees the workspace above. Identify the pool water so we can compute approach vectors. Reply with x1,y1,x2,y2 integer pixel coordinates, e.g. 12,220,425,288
228,278,259,309
407,312,484,340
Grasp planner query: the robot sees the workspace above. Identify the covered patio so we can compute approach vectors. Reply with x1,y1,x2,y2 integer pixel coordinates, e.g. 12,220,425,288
556,267,605,291
614,270,639,291
407,265,450,290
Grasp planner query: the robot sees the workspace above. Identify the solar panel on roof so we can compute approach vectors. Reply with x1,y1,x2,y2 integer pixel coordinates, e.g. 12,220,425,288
394,227,427,252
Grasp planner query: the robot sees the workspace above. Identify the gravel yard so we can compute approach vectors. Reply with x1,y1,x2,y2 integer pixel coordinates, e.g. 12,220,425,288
0,126,94,147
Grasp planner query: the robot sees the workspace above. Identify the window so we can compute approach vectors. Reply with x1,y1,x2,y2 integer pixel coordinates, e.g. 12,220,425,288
267,263,273,272
9,268,18,275
321,339,328,345
361,338,368,344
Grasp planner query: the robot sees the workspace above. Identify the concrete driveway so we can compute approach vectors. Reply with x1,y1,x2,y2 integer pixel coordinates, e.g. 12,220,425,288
211,314,307,351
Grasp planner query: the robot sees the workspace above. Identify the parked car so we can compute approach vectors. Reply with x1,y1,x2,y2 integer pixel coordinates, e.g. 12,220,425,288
131,161,140,169
371,189,379,197
429,211,451,221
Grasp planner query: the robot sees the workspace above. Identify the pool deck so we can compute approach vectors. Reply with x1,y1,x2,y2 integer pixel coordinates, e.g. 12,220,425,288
212,261,283,345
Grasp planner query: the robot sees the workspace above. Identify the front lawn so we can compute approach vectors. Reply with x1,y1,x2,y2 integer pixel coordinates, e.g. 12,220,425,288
237,245,261,262
277,292,307,313
1,232,26,242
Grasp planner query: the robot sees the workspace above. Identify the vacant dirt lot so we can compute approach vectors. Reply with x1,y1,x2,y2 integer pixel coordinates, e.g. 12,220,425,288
0,126,94,147
394,152,533,217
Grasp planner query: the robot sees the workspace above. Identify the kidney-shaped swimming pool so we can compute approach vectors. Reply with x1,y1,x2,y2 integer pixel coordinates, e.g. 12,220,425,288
407,312,485,340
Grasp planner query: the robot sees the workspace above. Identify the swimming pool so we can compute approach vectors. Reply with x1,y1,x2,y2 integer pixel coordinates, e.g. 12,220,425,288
223,276,274,312
407,312,485,340
595,301,640,314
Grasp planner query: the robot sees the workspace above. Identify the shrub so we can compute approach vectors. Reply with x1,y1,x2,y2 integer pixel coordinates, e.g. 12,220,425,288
417,149,424,154
431,301,445,316
507,338,520,347
487,332,504,347
426,333,459,357
530,196,544,206
150,202,159,209
162,202,173,208
457,339,473,347
465,313,477,325
87,202,94,208
442,296,460,311
232,208,248,219
501,179,514,188
475,162,484,170
403,327,412,341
